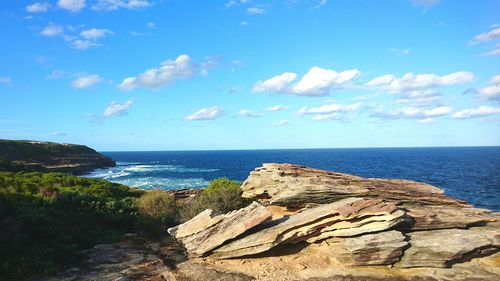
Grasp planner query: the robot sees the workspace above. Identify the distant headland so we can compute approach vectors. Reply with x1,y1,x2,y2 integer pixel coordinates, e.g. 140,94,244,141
0,139,115,174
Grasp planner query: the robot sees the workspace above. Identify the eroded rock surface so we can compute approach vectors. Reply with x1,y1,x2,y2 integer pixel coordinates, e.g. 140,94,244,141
241,163,466,207
400,204,496,231
168,201,272,257
399,228,500,268
212,198,405,258
326,230,408,266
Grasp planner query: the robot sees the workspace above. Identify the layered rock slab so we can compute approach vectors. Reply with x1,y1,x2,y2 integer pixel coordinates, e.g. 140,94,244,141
399,228,500,268
326,230,408,266
212,198,405,259
400,204,497,231
241,163,466,208
167,202,272,257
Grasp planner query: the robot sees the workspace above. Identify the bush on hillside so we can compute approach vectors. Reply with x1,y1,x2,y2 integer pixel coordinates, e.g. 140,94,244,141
136,190,178,235
180,177,251,222
0,172,143,281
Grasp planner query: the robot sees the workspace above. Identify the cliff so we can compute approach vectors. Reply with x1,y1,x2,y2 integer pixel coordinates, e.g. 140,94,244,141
0,139,115,174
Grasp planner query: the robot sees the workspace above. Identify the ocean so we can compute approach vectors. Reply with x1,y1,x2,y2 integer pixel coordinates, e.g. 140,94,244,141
85,147,500,211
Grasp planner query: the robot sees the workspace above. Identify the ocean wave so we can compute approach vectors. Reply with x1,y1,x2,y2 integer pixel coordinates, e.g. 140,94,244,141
84,163,217,189
108,176,210,190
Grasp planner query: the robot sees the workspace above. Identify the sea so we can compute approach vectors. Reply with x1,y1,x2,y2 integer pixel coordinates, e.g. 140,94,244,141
85,147,500,212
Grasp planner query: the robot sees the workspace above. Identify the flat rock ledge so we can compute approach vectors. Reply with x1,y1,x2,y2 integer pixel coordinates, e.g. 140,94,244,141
166,163,500,281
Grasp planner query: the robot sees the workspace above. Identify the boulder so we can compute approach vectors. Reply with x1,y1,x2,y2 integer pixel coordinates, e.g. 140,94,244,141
399,228,500,268
326,230,408,266
212,198,405,259
241,163,467,208
168,202,272,257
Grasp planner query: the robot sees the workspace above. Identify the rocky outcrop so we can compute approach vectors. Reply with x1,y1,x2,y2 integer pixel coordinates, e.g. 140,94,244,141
0,139,115,175
213,198,405,259
168,202,272,257
165,163,500,281
241,163,466,208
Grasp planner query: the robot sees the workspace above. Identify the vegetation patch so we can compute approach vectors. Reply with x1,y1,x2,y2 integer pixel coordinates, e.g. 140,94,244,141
0,172,143,280
0,172,249,280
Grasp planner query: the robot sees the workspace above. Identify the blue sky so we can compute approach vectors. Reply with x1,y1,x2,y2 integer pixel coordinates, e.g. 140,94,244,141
0,0,499,151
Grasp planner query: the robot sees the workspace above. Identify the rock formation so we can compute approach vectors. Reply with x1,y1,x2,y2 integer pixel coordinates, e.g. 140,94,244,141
213,198,405,259
168,201,272,257
166,163,500,281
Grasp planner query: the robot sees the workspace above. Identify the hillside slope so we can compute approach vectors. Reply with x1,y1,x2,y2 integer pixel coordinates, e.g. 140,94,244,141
0,139,115,174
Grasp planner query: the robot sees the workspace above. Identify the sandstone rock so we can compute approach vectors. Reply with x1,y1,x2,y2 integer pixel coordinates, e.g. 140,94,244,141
399,228,500,268
241,163,467,208
400,204,496,231
213,198,405,259
327,230,408,266
168,209,225,239
168,202,272,257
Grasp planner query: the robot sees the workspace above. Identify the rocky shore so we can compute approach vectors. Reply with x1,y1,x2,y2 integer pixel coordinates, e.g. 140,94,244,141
47,163,499,281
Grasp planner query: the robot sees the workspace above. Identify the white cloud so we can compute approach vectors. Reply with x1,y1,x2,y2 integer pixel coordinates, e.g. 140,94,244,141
239,109,262,118
26,2,51,13
293,67,360,95
80,28,114,39
365,74,396,87
57,0,86,12
273,120,289,127
0,76,12,85
298,103,361,115
247,7,265,14
71,74,102,89
70,39,101,49
103,100,133,118
418,117,436,124
452,106,500,119
240,21,249,26
477,74,500,101
266,105,289,112
484,47,500,56
147,22,156,29
365,71,474,93
371,106,453,121
298,103,361,121
395,91,441,106
39,24,111,50
470,27,500,45
253,67,360,96
253,72,297,93
93,0,151,11
40,24,64,37
119,54,194,91
186,106,224,121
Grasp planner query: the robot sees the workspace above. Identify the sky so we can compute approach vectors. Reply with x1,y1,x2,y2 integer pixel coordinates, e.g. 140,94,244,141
0,0,499,151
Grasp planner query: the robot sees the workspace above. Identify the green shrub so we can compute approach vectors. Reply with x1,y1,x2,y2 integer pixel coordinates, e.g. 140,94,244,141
180,178,251,222
0,172,142,281
137,190,178,235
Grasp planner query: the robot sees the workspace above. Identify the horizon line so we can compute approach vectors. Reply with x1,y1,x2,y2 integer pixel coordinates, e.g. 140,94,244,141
99,145,500,153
